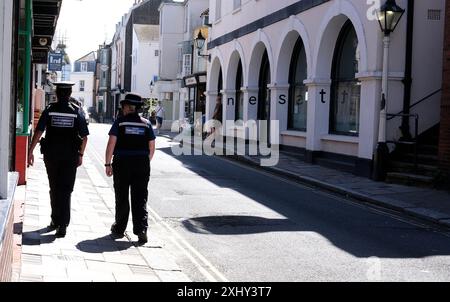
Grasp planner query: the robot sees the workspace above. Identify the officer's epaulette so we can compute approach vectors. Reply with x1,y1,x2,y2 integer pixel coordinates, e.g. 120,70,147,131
69,98,80,109
46,102,57,109
140,117,151,126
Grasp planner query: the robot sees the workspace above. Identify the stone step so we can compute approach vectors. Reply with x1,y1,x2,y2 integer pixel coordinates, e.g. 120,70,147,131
417,144,438,156
399,153,439,166
386,172,435,188
389,161,439,177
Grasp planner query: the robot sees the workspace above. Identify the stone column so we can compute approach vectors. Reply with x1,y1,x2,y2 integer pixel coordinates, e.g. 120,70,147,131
269,84,290,133
221,89,237,137
304,79,332,162
206,90,218,121
242,87,259,143
356,74,382,177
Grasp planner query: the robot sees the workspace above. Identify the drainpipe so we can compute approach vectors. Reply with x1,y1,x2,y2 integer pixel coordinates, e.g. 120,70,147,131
400,0,414,140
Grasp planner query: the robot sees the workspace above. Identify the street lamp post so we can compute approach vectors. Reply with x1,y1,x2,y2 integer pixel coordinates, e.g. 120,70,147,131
195,31,210,61
373,0,405,181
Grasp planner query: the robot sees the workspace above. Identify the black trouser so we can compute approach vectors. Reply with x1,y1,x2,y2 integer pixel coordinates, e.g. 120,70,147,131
44,155,78,227
113,156,150,235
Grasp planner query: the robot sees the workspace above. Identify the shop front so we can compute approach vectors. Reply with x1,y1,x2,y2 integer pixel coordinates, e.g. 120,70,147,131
183,72,207,125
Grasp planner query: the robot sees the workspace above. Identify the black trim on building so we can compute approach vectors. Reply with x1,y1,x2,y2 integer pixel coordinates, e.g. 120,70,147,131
208,0,330,49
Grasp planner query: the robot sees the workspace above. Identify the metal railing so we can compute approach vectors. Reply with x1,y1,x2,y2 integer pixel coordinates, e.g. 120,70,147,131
387,88,442,121
386,113,419,170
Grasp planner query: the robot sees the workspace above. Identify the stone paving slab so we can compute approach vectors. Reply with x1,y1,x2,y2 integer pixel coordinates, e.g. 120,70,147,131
18,149,191,282
155,270,192,282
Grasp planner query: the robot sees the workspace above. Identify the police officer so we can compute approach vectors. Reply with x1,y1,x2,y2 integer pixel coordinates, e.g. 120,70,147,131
28,81,90,238
105,93,156,245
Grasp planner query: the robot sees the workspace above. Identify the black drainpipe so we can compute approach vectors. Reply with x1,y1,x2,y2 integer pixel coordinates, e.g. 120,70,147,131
400,0,415,140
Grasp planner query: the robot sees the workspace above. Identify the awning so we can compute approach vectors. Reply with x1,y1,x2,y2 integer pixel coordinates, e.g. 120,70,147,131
32,0,63,63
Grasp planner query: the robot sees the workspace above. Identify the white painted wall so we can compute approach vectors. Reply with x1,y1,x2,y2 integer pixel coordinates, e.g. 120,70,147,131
70,72,95,109
110,35,118,90
159,3,185,80
110,14,129,93
185,0,209,75
409,0,445,133
132,26,160,98
0,0,13,198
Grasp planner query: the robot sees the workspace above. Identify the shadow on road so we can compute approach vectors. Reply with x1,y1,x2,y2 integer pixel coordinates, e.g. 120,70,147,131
158,146,450,259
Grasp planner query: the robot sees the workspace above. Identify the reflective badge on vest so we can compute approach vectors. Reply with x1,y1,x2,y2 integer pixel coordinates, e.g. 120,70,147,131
50,112,76,128
125,127,146,136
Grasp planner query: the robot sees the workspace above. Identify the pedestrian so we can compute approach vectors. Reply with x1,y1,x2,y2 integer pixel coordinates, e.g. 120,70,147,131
209,95,223,136
212,95,223,123
105,93,156,245
155,101,165,135
28,81,89,238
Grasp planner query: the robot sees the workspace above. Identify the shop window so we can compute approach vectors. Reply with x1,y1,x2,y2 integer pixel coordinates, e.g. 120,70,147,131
288,37,308,131
235,60,244,121
330,21,361,136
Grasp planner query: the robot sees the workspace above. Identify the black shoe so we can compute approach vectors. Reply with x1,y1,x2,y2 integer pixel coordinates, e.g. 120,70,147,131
137,232,148,245
47,221,58,231
55,226,67,238
111,224,125,239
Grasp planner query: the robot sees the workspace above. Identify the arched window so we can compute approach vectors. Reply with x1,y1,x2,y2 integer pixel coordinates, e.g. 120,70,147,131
288,37,308,131
235,60,244,121
330,21,361,136
258,50,271,122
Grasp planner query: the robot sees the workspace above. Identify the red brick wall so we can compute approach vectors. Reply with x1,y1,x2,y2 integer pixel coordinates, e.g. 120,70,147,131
440,1,450,172
0,205,14,282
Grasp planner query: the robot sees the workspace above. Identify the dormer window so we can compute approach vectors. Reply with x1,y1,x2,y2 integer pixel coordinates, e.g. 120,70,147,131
81,62,88,72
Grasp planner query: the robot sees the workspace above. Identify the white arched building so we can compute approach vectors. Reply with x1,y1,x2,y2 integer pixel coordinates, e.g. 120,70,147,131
206,0,445,178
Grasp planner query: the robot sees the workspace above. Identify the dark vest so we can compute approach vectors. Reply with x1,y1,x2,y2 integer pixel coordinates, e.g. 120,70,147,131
44,102,81,157
115,114,151,156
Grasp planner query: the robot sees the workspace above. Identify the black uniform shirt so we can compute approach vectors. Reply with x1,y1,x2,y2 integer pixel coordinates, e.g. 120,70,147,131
109,113,156,157
37,102,89,157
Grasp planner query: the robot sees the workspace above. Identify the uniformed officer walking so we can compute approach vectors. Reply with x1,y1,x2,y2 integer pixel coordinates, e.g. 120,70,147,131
28,82,90,238
105,93,156,245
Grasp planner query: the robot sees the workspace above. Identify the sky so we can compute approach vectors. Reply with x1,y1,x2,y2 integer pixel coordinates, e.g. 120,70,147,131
54,0,137,63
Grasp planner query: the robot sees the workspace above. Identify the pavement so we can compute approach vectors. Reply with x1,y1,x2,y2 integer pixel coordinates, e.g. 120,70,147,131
14,145,191,282
161,130,450,231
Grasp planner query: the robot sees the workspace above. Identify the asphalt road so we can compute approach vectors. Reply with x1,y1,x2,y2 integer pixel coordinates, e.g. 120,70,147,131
86,123,450,282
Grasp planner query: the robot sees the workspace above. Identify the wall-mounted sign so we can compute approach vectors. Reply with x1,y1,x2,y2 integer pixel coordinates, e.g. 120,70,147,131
33,51,49,64
199,75,207,83
48,53,63,71
185,77,197,86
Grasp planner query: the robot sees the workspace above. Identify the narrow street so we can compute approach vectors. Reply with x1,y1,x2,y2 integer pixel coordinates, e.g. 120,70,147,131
86,124,450,282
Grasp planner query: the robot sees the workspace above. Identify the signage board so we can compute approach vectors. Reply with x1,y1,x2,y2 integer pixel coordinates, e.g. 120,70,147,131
48,53,63,71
